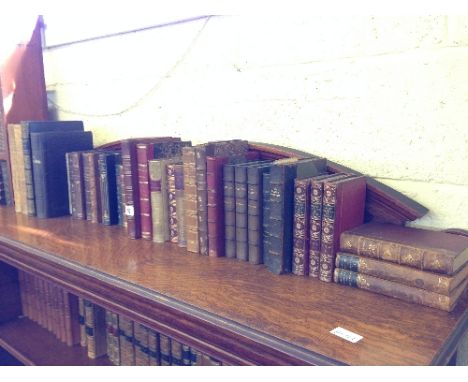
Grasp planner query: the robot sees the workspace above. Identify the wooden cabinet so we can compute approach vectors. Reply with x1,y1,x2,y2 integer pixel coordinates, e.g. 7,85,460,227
0,206,466,365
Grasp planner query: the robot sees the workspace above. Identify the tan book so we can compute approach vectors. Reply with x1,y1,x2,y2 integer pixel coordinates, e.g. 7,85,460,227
118,315,135,365
84,300,107,359
334,268,468,312
134,323,150,366
7,123,23,213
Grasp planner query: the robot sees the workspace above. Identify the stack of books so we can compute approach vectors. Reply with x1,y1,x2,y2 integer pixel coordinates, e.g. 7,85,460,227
334,222,468,311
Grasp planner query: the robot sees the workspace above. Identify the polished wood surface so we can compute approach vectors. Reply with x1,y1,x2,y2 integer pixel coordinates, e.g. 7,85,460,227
0,207,466,365
0,317,111,366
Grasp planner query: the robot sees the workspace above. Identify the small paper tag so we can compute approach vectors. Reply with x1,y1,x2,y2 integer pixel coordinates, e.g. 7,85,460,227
125,205,134,217
330,327,363,343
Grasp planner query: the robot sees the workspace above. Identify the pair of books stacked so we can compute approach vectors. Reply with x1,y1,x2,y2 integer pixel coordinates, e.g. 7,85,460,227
80,299,222,365
292,173,367,281
7,121,93,218
334,223,468,311
17,270,81,346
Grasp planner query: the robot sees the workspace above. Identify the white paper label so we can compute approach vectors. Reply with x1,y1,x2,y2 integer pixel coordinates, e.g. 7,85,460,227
125,205,134,217
330,327,363,343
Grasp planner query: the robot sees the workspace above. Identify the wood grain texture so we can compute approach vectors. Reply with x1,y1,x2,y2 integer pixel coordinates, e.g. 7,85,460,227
0,317,111,366
0,207,465,365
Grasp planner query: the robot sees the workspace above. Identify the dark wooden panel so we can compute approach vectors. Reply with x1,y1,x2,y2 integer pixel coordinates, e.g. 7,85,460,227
0,207,465,365
0,317,111,366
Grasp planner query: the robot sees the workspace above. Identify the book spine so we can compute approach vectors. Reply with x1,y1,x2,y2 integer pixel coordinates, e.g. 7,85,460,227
0,161,12,205
339,233,455,275
119,315,135,365
115,164,125,227
182,344,192,365
223,164,236,258
262,172,271,266
65,153,73,215
149,160,166,243
235,165,249,261
14,125,27,215
66,292,81,346
267,166,296,274
182,147,199,253
174,163,187,247
110,312,121,365
308,180,324,278
20,123,36,216
67,152,86,220
148,329,161,366
335,252,464,296
134,323,150,366
319,182,338,282
83,152,102,223
195,147,209,255
137,143,154,240
207,157,227,257
0,164,5,205
167,163,178,243
98,153,119,225
7,124,21,212
171,339,183,365
98,153,111,225
292,179,311,276
105,310,114,364
30,133,48,218
159,334,172,366
78,297,87,347
333,268,462,312
121,140,141,239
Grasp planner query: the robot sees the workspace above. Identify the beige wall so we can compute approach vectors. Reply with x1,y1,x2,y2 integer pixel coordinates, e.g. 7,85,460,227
43,15,468,230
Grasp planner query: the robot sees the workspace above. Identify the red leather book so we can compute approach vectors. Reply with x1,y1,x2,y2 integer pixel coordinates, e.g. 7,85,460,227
136,143,154,240
207,156,228,257
319,175,366,282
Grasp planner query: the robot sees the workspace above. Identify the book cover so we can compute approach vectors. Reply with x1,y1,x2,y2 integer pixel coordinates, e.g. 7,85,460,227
98,151,120,225
31,131,93,218
335,252,468,296
334,268,468,312
266,158,327,274
340,223,468,275
319,175,366,282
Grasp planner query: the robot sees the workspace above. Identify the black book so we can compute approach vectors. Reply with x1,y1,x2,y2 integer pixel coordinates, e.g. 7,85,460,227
98,151,121,225
266,158,327,274
31,130,93,218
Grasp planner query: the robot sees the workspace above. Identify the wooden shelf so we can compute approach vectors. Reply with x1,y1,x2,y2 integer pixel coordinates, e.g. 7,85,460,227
0,206,466,365
0,317,111,366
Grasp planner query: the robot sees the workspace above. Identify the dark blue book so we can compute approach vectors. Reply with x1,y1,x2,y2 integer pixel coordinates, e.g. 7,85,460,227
98,151,121,225
266,158,327,274
31,130,93,218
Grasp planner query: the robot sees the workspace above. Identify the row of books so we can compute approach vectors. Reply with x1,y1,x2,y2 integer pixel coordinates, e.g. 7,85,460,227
333,223,468,311
17,270,222,365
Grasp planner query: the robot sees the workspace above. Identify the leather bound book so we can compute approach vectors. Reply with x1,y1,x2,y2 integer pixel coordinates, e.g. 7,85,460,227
247,163,271,265
78,297,87,347
292,178,311,276
84,300,107,359
0,162,5,205
148,159,168,243
20,121,84,217
319,175,366,282
207,156,228,257
82,151,102,223
120,137,180,239
66,151,87,220
262,172,271,267
7,124,24,213
111,312,121,365
335,252,468,296
0,160,12,205
31,131,93,218
98,151,120,225
137,143,155,240
134,323,150,366
174,163,187,247
195,145,209,255
159,333,172,366
167,163,179,243
148,329,161,366
182,147,199,253
334,268,468,312
182,344,192,366
340,223,468,275
171,339,183,365
234,162,250,261
223,162,237,258
115,163,125,227
18,123,34,215
308,173,350,278
118,315,135,365
267,158,327,275
64,292,80,347
105,310,114,364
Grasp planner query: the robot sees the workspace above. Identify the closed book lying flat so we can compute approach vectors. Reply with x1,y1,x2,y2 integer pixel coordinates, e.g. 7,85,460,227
335,252,468,296
31,131,93,218
340,223,468,275
334,268,468,312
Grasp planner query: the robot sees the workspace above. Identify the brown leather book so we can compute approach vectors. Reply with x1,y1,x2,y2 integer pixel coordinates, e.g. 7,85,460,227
174,163,186,247
118,315,135,365
134,322,150,366
319,175,366,282
340,223,468,275
66,151,87,220
82,151,102,224
334,268,468,312
167,163,178,243
292,178,311,276
335,252,468,296
136,143,154,240
148,329,160,365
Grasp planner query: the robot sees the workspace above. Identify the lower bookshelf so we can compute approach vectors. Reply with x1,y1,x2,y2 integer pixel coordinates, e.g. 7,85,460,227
0,206,466,365
0,317,111,366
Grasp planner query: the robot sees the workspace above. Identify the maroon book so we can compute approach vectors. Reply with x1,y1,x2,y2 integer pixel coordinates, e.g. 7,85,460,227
319,175,366,282
136,143,154,240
